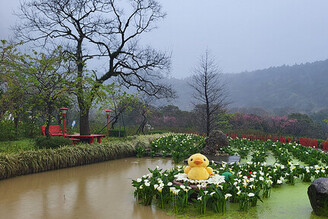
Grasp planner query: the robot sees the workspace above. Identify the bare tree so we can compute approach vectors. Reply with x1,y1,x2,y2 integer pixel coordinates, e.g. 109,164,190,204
189,50,229,136
15,0,174,134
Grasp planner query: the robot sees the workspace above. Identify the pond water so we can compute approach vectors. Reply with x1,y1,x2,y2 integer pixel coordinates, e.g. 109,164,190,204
0,157,324,219
0,158,175,219
183,182,322,219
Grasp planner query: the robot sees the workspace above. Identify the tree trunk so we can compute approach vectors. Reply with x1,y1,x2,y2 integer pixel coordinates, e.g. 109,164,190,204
14,116,19,136
45,104,53,137
45,119,50,137
205,73,211,136
206,107,210,136
76,38,92,135
122,113,126,136
136,110,147,135
80,110,90,135
136,120,146,135
57,113,61,125
111,114,119,129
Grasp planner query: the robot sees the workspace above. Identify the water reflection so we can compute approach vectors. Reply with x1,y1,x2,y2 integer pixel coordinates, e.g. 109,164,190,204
0,158,175,219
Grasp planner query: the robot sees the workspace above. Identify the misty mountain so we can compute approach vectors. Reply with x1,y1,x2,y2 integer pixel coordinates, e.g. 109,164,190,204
158,60,328,113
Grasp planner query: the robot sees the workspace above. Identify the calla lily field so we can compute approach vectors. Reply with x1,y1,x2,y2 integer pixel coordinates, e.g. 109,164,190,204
132,134,328,215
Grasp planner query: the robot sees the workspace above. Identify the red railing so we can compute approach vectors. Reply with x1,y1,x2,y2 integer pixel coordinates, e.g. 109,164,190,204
299,138,318,148
322,141,328,151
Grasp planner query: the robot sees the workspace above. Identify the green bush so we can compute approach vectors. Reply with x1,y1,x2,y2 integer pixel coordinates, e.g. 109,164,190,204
95,128,127,137
0,120,16,141
135,144,147,158
0,118,41,141
149,130,170,134
35,136,72,149
224,129,268,136
109,129,127,137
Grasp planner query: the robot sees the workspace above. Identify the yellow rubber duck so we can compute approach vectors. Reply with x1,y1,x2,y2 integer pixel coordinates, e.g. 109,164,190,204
184,153,213,180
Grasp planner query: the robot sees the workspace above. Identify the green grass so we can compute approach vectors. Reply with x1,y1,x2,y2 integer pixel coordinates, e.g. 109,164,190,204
0,139,38,153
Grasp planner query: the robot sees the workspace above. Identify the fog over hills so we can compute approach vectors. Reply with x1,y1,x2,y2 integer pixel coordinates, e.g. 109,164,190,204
156,60,328,113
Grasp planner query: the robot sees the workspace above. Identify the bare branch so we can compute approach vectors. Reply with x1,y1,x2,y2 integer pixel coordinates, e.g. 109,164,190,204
189,50,230,135
14,0,172,134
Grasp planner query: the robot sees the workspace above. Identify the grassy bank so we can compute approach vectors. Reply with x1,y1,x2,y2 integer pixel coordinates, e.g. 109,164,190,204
0,139,39,153
0,134,168,180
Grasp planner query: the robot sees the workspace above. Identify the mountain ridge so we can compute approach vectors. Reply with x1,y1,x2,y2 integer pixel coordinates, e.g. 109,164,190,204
159,59,328,113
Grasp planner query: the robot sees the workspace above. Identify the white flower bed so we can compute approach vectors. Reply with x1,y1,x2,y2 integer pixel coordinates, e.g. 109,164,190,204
174,172,225,186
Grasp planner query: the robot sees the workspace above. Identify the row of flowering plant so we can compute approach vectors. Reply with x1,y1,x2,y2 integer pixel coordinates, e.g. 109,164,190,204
132,161,273,214
225,137,328,168
150,134,205,163
133,159,328,215
132,136,328,214
220,138,252,158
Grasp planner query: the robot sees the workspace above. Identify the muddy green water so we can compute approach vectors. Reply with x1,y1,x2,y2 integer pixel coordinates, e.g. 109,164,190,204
181,182,322,219
0,158,325,219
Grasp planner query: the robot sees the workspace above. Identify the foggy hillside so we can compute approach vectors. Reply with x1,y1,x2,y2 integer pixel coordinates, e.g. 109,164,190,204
158,60,328,113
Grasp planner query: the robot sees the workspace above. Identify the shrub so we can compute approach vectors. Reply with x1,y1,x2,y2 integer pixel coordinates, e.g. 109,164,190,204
135,144,147,158
0,120,16,141
109,129,127,137
35,136,72,149
17,120,40,138
99,129,127,137
149,130,170,134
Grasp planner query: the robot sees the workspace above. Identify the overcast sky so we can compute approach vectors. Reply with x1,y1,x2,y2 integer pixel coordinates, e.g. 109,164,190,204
1,0,328,78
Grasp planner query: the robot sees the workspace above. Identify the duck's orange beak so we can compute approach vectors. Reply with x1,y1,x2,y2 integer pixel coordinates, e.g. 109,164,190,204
194,158,203,165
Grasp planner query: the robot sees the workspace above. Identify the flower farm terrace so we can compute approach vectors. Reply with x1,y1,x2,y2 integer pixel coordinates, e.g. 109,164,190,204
132,134,328,216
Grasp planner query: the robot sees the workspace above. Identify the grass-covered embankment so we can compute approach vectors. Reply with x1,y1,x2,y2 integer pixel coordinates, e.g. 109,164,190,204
0,139,38,153
0,134,167,180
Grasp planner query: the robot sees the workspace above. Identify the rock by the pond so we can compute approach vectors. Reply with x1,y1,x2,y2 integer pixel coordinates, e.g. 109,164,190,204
201,130,229,155
308,177,328,216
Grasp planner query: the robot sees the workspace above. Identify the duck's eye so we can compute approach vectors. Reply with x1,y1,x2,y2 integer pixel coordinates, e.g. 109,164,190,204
190,158,193,161
204,159,206,161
